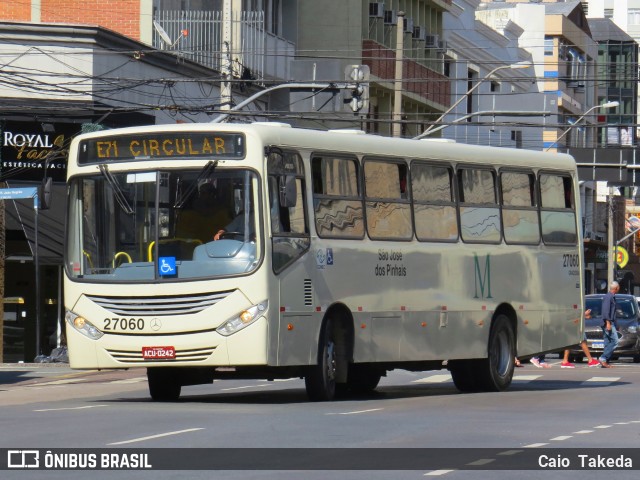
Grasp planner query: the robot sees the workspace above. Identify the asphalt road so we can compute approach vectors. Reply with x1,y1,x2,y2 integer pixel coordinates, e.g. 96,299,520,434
1,356,639,480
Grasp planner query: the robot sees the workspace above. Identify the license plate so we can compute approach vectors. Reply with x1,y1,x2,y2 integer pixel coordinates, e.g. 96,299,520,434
591,342,604,349
142,346,176,360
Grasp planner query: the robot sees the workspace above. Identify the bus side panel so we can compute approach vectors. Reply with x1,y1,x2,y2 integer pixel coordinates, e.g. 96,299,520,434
278,314,316,365
273,255,320,367
538,251,583,352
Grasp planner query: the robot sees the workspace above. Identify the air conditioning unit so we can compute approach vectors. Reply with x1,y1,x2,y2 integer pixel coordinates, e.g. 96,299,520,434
425,34,439,48
404,18,414,33
413,26,427,41
437,39,448,51
369,2,385,18
384,10,397,25
595,234,605,242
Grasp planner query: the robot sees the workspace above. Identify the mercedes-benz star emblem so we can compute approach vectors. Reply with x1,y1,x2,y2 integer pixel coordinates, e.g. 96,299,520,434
150,318,162,331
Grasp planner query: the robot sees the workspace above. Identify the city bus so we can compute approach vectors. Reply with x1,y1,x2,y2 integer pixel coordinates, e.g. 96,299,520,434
64,122,584,401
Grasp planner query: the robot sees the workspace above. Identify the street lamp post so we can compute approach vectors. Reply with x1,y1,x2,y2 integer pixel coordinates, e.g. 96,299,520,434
392,11,405,138
544,100,619,152
414,62,532,140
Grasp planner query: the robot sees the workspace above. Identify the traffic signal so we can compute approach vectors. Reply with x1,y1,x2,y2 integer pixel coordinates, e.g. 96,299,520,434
344,65,370,113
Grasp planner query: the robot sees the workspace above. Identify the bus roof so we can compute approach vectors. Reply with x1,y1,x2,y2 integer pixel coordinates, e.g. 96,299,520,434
70,122,576,172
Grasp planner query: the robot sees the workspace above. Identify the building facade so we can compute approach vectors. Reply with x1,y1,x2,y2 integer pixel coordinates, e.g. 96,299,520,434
0,21,245,362
292,0,452,137
440,0,547,148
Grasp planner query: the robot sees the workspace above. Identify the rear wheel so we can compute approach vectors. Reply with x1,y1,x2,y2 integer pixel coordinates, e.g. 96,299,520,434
482,315,515,391
449,314,515,393
305,318,337,401
449,360,480,392
346,364,383,393
147,367,181,401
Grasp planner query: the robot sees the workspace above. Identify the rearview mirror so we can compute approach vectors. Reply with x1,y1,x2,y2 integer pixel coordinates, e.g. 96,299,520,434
279,175,297,208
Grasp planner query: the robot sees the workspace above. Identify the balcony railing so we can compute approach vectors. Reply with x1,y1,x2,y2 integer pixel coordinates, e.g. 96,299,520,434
153,10,294,82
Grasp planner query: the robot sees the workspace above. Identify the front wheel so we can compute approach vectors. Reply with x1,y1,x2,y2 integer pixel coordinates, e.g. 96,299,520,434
147,367,182,401
305,319,337,401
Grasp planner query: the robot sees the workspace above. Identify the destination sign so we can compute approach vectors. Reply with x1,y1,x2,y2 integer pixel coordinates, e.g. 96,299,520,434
78,132,245,164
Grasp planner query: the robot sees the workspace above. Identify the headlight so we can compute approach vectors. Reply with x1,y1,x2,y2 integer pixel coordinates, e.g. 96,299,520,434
217,300,268,336
65,310,104,340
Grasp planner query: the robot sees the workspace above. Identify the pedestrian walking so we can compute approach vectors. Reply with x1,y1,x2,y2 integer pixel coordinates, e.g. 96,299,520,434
530,354,551,368
560,309,600,368
599,281,620,368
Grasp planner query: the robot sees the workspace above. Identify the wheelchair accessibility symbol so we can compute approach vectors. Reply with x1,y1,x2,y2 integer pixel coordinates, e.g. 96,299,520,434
159,257,176,276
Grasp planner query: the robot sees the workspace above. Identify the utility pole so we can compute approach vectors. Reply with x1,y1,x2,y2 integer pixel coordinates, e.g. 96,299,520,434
220,0,233,111
392,11,405,138
607,187,614,287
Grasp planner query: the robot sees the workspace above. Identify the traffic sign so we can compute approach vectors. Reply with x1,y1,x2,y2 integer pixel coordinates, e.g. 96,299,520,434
0,187,37,200
615,246,629,268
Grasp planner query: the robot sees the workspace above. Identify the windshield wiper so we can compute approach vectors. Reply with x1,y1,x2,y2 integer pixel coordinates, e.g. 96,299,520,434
173,160,218,209
99,164,134,215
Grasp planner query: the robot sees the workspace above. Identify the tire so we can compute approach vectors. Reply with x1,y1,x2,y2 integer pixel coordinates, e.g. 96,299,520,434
449,360,481,392
481,315,515,391
305,318,337,401
450,314,515,393
147,367,182,401
346,364,383,394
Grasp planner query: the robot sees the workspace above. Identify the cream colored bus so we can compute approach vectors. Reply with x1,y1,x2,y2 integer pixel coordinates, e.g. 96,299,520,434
64,123,583,401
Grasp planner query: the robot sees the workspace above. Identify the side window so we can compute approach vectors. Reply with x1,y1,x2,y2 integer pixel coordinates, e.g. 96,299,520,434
267,150,310,273
364,159,412,240
539,173,577,245
411,162,458,242
458,168,501,243
312,155,364,238
500,171,540,245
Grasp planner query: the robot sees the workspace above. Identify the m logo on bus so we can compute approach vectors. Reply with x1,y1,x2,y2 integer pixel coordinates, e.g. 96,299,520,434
474,253,492,299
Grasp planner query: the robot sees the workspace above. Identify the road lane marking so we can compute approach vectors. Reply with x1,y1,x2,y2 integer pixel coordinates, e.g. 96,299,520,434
326,408,383,415
110,377,147,384
108,428,204,445
27,378,87,386
523,443,548,448
497,450,522,456
220,384,270,391
615,422,632,425
412,374,451,383
512,375,541,381
594,425,612,429
424,470,455,476
573,430,593,434
467,459,494,466
582,377,620,385
550,436,572,441
34,405,108,412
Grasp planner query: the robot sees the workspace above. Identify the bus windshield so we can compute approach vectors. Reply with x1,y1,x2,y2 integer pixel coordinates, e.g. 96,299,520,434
66,167,261,282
